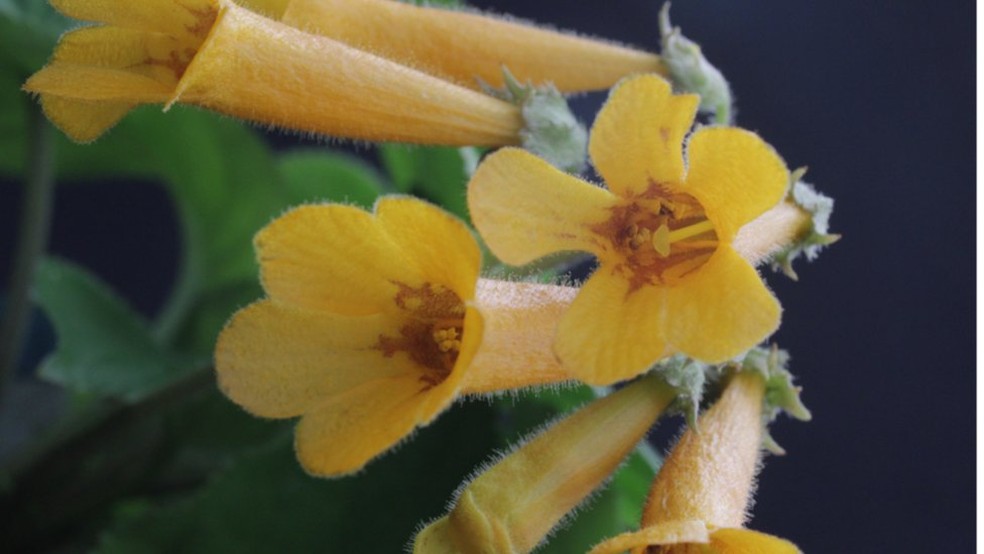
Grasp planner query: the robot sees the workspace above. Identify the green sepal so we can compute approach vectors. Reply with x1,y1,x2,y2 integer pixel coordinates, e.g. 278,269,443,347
651,354,708,427
739,345,811,455
483,68,588,174
658,3,733,124
770,167,840,280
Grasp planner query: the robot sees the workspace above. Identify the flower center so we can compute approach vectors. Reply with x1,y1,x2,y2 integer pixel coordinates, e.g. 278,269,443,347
594,183,718,290
375,282,466,391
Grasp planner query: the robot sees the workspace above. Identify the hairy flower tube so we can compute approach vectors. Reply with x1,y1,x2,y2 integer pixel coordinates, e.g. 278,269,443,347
215,197,575,476
23,0,522,144
273,0,665,92
590,372,801,554
469,75,789,385
413,374,676,554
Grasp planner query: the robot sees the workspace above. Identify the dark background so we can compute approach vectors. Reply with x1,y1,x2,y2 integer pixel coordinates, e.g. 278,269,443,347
0,0,975,551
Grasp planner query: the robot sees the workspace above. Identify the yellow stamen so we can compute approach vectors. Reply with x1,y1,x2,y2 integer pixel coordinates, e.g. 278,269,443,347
652,220,716,257
433,327,461,353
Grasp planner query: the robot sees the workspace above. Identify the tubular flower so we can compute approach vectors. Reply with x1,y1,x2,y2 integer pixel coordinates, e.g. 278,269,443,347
414,374,676,554
589,372,801,554
215,197,573,476
23,0,522,144
277,0,666,92
468,75,788,385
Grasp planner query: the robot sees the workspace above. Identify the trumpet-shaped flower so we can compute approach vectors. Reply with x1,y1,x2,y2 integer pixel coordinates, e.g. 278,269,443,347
414,374,676,554
469,75,788,385
589,372,801,554
23,0,522,144
215,197,573,476
278,0,665,92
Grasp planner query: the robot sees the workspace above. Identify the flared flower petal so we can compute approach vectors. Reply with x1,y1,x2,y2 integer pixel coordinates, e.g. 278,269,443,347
214,300,408,419
468,147,616,265
664,247,780,364
589,520,710,554
256,203,426,316
589,76,698,196
216,196,521,476
375,196,482,303
682,127,789,240
710,528,802,554
554,271,672,385
294,306,482,476
49,0,214,42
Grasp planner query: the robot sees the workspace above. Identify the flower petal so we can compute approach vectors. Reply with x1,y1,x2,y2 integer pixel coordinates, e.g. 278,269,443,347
468,147,616,265
294,373,445,476
25,65,173,102
554,269,672,385
710,528,802,554
215,300,409,419
50,0,217,43
374,196,481,302
256,203,425,315
589,520,710,554
682,127,788,240
36,96,134,144
665,247,780,363
589,75,698,196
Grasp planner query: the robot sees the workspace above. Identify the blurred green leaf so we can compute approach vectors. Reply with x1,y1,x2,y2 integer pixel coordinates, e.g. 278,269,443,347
0,0,71,75
378,144,472,221
34,258,202,402
278,150,385,208
96,402,500,553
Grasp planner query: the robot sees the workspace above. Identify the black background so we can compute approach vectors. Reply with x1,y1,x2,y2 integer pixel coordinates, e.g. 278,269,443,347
0,0,975,551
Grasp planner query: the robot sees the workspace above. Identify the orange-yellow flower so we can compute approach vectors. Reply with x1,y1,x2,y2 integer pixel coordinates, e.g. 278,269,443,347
23,0,521,144
276,0,666,92
215,197,573,476
589,372,801,554
468,75,788,385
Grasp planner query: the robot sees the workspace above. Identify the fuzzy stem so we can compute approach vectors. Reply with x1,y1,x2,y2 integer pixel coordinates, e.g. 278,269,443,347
0,105,55,401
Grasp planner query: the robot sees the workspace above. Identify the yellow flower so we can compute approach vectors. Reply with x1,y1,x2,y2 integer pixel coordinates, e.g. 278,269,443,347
468,75,788,385
276,0,666,93
414,374,676,554
23,0,522,144
589,372,801,554
215,197,573,476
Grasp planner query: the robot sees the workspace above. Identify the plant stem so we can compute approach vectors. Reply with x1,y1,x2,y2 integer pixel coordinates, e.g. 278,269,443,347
0,104,55,402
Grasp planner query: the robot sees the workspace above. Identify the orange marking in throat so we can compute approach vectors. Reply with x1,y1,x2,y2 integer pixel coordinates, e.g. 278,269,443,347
376,282,467,391
592,181,718,290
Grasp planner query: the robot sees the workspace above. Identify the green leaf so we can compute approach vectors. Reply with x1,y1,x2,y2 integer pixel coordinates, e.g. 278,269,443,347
0,0,71,75
96,402,500,553
34,258,202,403
377,144,473,221
278,150,384,208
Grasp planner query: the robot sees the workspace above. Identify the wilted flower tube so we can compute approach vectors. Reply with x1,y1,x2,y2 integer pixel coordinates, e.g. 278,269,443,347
413,374,676,554
277,0,666,92
24,0,523,144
